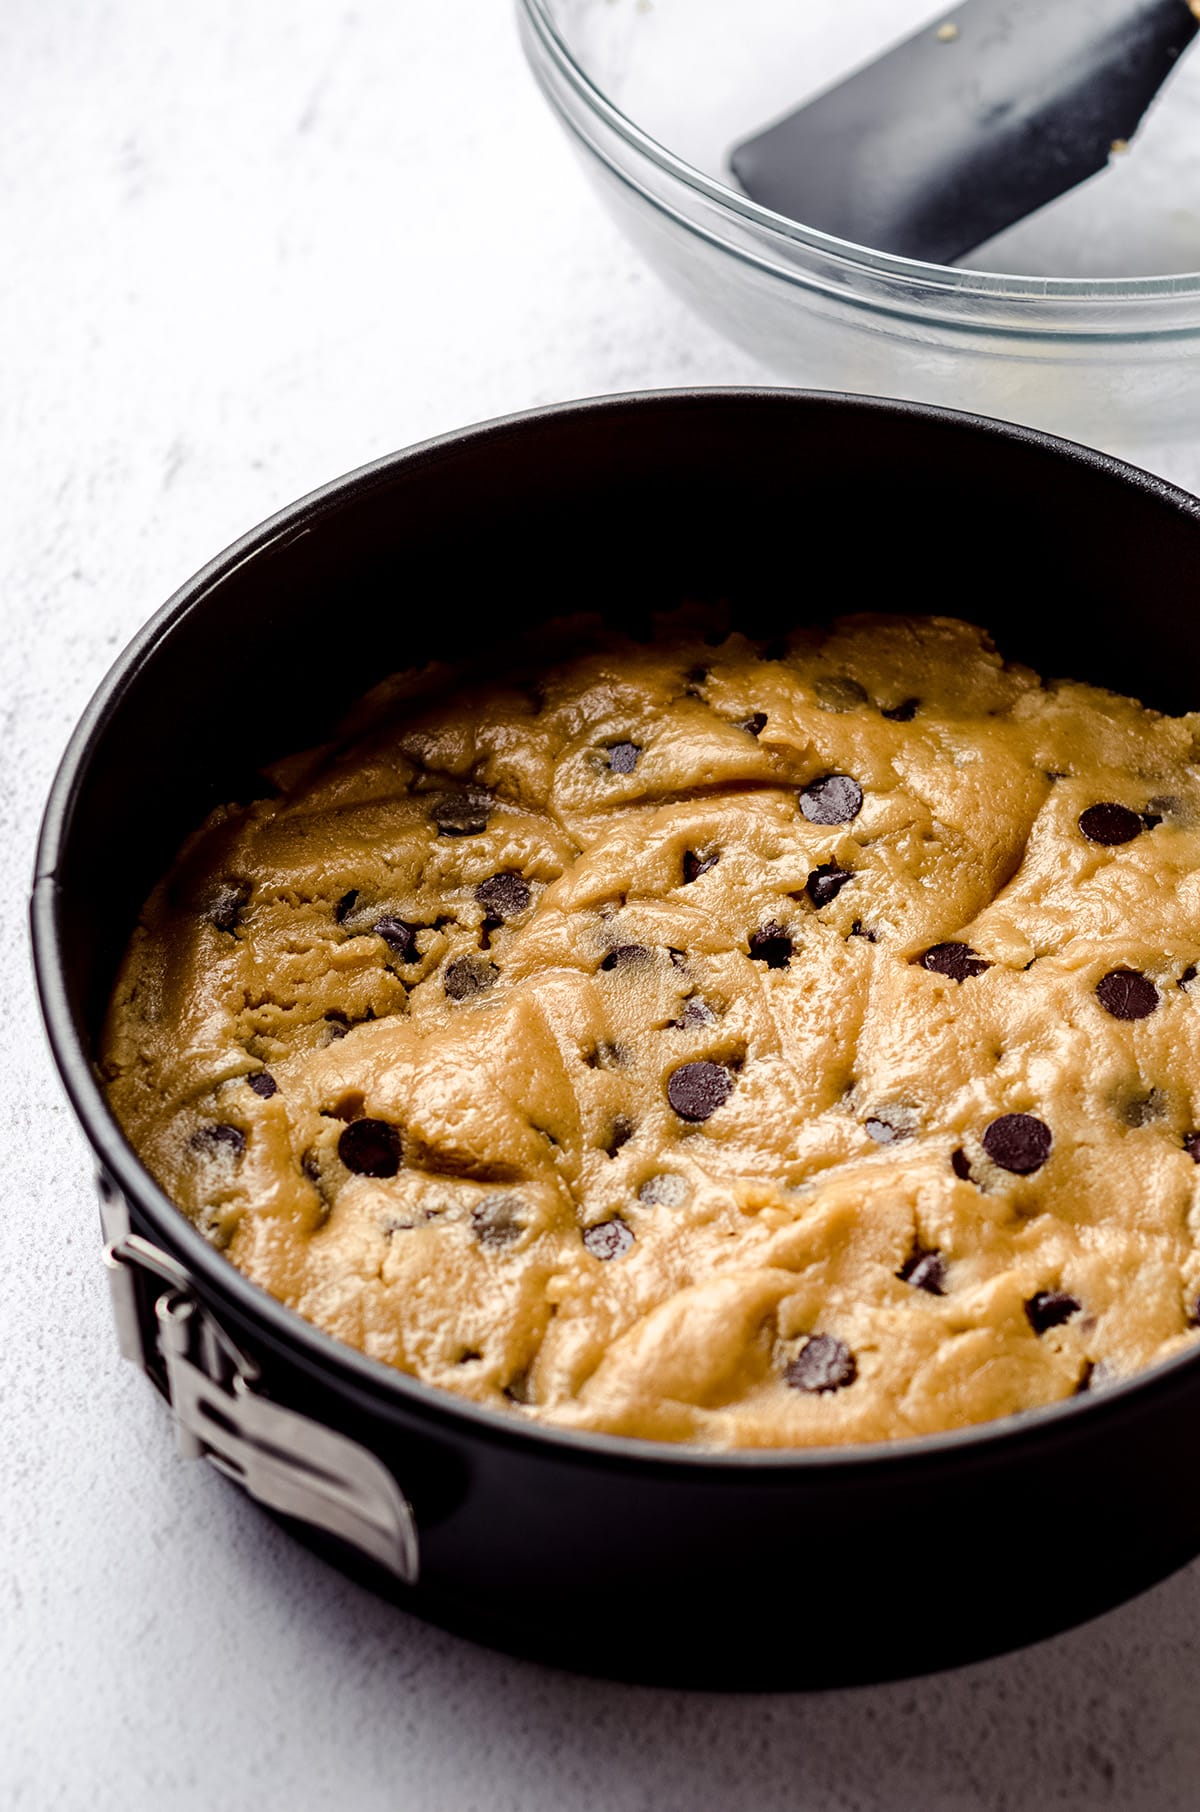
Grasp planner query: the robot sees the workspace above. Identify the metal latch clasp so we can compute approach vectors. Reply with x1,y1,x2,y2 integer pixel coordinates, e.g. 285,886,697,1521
102,1211,419,1586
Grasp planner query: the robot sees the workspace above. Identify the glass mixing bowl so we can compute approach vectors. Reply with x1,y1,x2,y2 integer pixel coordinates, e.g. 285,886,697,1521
518,0,1200,456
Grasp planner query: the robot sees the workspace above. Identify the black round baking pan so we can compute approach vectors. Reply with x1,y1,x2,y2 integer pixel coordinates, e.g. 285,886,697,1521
31,389,1200,1689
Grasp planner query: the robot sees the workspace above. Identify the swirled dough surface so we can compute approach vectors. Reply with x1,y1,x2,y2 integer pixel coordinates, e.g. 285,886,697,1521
103,614,1200,1447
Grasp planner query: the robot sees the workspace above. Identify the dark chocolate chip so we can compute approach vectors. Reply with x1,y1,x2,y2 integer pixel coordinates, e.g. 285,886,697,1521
816,676,869,713
739,712,768,737
1025,1290,1081,1336
1096,969,1159,1021
338,1118,401,1178
583,1218,635,1260
899,1249,946,1295
605,1115,635,1157
471,1194,525,1248
445,957,498,1001
882,697,919,723
607,742,641,775
207,880,251,934
807,862,853,908
433,790,492,836
247,1071,278,1100
1079,803,1144,846
675,996,717,1030
682,849,719,885
374,916,418,961
335,889,359,924
667,1060,734,1122
475,872,531,921
865,1116,909,1145
749,923,793,970
919,942,990,983
1181,965,1198,990
951,1147,973,1181
1184,1133,1200,1163
800,774,863,826
191,1123,246,1158
982,1113,1052,1174
784,1334,857,1393
638,1173,688,1207
601,944,650,972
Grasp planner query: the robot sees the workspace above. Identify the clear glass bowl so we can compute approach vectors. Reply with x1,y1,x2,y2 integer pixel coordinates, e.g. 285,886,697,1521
518,0,1200,457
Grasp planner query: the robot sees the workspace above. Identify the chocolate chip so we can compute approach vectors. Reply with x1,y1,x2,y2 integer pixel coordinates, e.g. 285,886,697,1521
865,1116,909,1144
675,996,717,1030
247,1071,278,1099
800,774,863,826
816,676,868,713
882,697,919,723
982,1113,1052,1174
433,790,491,836
1025,1290,1081,1335
1096,969,1159,1021
919,942,990,982
207,880,251,934
682,849,719,884
749,923,793,970
583,1218,635,1260
899,1249,946,1295
951,1147,974,1181
607,742,640,775
475,873,531,920
374,916,418,961
471,1194,524,1247
638,1173,688,1207
334,889,359,924
667,1060,734,1122
191,1123,246,1158
1184,1133,1200,1163
784,1334,857,1393
338,1118,401,1178
605,1115,635,1157
1180,965,1197,991
807,863,853,908
601,944,650,972
738,712,767,737
1074,1361,1096,1395
1079,803,1144,846
445,957,498,1000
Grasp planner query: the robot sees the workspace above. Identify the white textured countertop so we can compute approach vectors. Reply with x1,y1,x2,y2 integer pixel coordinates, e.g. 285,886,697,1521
5,4,1200,1807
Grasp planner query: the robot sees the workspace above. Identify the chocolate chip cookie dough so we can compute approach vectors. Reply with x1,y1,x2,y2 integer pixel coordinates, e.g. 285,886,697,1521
102,614,1200,1448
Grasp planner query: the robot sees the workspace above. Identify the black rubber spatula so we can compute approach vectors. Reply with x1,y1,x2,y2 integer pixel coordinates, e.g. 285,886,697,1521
729,0,1199,264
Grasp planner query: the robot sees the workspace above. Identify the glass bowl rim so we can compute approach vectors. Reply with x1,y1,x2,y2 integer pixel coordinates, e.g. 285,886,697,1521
520,0,1200,308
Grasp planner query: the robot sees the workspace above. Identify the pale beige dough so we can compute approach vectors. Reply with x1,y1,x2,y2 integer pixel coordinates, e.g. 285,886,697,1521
103,613,1200,1447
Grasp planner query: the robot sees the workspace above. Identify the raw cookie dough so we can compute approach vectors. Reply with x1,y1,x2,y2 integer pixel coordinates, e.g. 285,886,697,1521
102,613,1200,1448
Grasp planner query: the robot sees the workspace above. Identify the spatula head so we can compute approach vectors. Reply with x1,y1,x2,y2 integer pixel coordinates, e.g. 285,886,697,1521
730,0,1199,265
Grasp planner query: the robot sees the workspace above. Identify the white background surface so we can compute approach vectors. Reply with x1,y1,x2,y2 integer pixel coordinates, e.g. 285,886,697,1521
5,4,1200,1808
